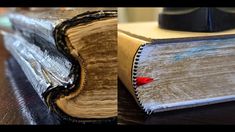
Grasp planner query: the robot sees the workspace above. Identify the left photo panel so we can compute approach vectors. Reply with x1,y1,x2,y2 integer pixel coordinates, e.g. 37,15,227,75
0,8,117,124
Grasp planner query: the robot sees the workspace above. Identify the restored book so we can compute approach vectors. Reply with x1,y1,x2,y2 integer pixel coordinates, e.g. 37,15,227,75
2,8,117,123
118,22,235,114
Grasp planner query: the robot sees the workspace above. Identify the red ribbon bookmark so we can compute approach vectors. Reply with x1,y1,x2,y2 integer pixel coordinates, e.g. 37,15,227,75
136,77,154,87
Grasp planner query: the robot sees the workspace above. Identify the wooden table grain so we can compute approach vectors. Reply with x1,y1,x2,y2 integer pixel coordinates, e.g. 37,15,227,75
118,79,235,125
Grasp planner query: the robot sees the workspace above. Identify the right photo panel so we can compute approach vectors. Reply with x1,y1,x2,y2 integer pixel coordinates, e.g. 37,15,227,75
118,7,235,125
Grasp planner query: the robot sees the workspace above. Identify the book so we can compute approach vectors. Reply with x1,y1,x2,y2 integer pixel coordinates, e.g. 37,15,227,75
118,22,235,114
2,8,117,123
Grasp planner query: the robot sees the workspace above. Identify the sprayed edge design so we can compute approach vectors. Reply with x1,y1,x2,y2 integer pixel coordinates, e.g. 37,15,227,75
131,36,235,116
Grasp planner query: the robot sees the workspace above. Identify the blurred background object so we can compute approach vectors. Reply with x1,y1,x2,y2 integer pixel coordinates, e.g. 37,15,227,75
0,8,66,30
118,8,162,23
0,8,12,29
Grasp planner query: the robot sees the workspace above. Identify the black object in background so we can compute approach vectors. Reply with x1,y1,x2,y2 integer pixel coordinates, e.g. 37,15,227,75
159,7,235,32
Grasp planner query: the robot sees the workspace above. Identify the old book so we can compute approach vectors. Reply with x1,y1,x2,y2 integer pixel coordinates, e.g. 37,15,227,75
2,8,117,123
118,22,235,114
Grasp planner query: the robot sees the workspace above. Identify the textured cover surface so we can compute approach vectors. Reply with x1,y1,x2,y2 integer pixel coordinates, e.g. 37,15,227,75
118,22,235,114
5,57,61,124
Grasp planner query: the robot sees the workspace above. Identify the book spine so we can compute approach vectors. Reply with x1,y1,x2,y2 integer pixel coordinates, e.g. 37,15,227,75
131,44,150,114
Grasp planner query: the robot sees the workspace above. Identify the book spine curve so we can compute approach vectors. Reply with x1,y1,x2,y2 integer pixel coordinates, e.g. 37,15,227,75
132,44,154,114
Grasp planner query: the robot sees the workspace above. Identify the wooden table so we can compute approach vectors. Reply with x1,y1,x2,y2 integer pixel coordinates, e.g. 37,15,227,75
118,79,235,124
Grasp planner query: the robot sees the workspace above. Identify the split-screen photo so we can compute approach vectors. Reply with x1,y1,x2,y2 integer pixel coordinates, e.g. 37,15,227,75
0,7,235,125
